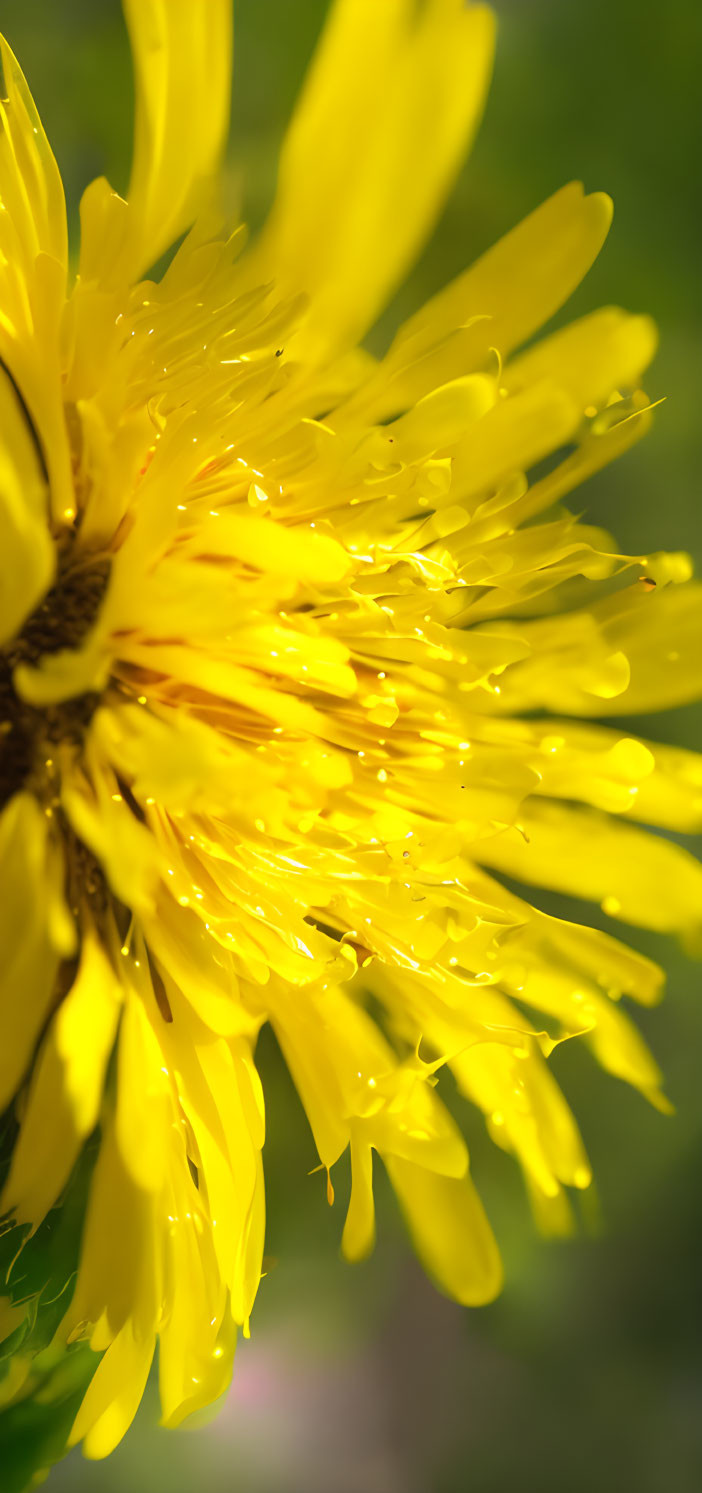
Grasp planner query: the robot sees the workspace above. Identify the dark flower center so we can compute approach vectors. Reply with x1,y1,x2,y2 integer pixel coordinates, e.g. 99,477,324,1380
0,557,111,809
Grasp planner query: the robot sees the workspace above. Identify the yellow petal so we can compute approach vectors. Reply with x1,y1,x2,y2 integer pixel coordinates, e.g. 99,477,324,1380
0,367,53,646
62,1117,161,1345
504,308,657,413
342,1135,376,1262
60,765,156,917
269,1000,349,1169
69,1321,155,1459
497,947,665,1103
450,381,579,501
0,37,73,522
144,900,257,1039
230,1152,266,1326
180,510,351,583
530,719,702,831
451,1038,590,1198
115,991,171,1192
599,582,702,715
0,933,121,1226
475,798,702,935
157,1137,235,1427
526,1178,577,1238
513,390,654,524
390,182,612,373
385,1155,503,1305
115,0,233,280
253,0,495,359
384,374,497,463
0,37,66,270
498,581,702,717
0,794,73,1109
13,628,111,707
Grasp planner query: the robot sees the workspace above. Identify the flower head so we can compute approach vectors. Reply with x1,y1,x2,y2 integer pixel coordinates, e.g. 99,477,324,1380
1,0,701,1469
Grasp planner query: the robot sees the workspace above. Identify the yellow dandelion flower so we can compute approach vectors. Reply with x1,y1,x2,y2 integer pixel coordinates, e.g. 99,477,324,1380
1,0,701,1470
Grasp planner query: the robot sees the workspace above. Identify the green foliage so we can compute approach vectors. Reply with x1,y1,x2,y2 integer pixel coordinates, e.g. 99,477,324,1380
0,1135,98,1490
0,1140,96,1368
0,1346,95,1493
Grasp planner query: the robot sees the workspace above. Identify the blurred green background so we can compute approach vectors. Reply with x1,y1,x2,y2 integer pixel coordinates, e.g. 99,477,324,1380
2,1,701,1489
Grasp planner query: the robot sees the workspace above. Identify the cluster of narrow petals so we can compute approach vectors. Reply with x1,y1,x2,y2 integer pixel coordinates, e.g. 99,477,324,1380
1,0,701,1466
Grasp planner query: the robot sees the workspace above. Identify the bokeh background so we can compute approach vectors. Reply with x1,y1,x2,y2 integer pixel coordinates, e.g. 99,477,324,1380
2,0,701,1489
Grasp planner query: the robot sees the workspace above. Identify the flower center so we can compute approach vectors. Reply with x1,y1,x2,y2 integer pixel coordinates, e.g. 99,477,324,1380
0,556,111,809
